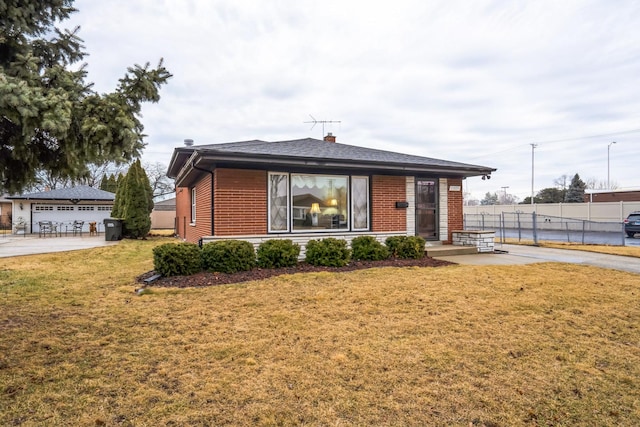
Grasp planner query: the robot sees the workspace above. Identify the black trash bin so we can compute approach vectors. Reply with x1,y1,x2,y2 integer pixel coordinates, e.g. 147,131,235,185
103,218,123,241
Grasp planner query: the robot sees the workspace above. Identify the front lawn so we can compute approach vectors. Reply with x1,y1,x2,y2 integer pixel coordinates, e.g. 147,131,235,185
1,238,639,425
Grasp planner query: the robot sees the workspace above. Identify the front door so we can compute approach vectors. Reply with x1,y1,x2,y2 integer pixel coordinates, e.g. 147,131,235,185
416,179,438,240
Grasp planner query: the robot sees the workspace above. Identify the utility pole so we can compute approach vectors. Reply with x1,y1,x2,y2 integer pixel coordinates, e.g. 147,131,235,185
608,141,616,189
530,143,537,205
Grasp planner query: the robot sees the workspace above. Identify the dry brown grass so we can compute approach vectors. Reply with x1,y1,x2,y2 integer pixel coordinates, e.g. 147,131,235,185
1,239,639,426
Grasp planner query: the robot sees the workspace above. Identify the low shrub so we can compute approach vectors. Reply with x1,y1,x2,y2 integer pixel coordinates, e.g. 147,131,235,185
257,239,301,268
351,235,389,261
385,235,426,259
152,242,202,277
201,240,256,273
385,236,405,257
305,238,351,267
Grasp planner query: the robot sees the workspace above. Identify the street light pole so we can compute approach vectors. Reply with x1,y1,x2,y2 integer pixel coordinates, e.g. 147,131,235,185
501,186,509,204
530,143,537,204
608,141,616,189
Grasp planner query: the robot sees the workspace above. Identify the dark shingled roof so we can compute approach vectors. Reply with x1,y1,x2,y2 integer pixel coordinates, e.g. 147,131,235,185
194,138,485,168
8,185,115,201
168,137,495,185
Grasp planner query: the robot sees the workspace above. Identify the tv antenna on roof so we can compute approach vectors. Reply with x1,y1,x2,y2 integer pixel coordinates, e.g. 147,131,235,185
304,114,341,137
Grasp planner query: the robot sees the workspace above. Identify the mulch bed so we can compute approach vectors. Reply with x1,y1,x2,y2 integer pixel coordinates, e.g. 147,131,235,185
138,257,456,288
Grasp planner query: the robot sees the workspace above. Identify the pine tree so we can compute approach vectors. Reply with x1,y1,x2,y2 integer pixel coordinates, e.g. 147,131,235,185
0,0,171,194
565,173,586,203
114,160,153,238
99,175,109,191
107,174,118,193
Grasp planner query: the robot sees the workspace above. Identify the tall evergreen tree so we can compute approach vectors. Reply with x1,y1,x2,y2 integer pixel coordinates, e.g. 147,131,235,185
112,160,153,238
565,173,586,203
0,0,171,194
99,175,109,191
106,174,118,193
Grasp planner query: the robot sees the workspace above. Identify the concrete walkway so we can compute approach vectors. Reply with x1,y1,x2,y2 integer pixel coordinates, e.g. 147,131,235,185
0,234,119,258
433,243,640,275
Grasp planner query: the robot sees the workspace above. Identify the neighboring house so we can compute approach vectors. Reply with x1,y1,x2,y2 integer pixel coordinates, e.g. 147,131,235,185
584,189,640,203
7,186,115,234
151,197,176,230
0,194,12,227
167,134,495,249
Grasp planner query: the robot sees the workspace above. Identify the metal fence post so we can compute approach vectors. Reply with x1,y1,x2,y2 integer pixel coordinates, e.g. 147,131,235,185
622,223,627,246
517,212,521,241
581,220,585,245
501,212,505,244
532,211,538,245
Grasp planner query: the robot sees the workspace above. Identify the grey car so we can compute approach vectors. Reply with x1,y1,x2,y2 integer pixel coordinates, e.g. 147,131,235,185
624,212,640,238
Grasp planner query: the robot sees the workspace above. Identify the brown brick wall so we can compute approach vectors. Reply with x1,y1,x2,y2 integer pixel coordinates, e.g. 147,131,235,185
371,175,406,232
175,186,191,239
188,175,213,242
214,168,268,236
175,175,213,243
585,191,640,202
447,178,464,243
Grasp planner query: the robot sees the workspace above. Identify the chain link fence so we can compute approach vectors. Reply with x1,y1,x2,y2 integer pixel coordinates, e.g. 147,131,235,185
464,212,626,246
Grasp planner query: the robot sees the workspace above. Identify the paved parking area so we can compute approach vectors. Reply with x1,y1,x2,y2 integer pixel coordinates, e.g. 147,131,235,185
0,235,119,258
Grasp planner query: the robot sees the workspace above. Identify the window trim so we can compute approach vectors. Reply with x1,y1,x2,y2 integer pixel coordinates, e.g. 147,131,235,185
267,172,371,234
351,175,370,231
190,187,196,224
268,172,290,233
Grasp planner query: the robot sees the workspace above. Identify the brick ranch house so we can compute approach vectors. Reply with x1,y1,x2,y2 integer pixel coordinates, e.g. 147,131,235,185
167,134,495,250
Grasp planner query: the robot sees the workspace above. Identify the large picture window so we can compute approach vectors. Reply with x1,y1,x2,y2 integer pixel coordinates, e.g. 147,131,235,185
268,173,369,233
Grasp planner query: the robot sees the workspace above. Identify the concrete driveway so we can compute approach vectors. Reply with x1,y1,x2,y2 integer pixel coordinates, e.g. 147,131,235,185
433,243,640,275
0,235,119,258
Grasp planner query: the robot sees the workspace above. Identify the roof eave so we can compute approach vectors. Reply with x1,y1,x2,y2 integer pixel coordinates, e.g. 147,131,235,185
174,151,495,186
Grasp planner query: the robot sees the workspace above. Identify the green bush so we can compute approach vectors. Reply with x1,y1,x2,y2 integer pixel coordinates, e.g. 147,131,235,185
351,235,389,261
257,239,300,268
385,236,405,257
201,240,256,273
152,242,202,277
305,238,351,267
385,235,426,259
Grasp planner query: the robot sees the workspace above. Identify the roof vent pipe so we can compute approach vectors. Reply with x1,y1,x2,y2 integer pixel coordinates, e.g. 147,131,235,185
184,139,194,147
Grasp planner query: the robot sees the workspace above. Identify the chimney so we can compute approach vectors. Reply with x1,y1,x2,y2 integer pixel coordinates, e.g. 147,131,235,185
184,139,194,147
324,132,336,143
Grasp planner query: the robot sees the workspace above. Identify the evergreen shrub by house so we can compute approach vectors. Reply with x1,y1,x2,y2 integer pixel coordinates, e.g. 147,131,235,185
385,236,426,259
201,240,256,273
257,239,300,268
305,238,351,267
351,235,390,261
153,242,202,277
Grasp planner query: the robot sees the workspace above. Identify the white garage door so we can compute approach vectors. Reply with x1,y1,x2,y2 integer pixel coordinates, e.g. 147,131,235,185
32,204,113,233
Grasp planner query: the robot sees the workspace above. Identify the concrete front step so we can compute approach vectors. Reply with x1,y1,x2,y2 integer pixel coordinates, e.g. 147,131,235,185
426,245,478,257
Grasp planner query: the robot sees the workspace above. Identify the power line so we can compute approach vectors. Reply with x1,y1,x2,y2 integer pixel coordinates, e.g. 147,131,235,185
531,128,640,144
468,127,640,161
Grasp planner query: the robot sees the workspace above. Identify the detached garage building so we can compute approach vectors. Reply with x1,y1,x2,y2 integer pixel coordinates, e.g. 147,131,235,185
7,186,114,234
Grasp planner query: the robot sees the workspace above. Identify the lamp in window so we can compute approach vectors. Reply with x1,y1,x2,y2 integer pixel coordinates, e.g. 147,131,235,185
309,203,321,226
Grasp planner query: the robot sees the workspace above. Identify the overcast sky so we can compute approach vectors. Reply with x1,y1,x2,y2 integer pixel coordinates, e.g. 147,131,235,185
68,0,640,201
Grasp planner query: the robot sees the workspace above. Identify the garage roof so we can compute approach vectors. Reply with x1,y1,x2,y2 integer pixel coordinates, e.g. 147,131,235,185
8,185,115,202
